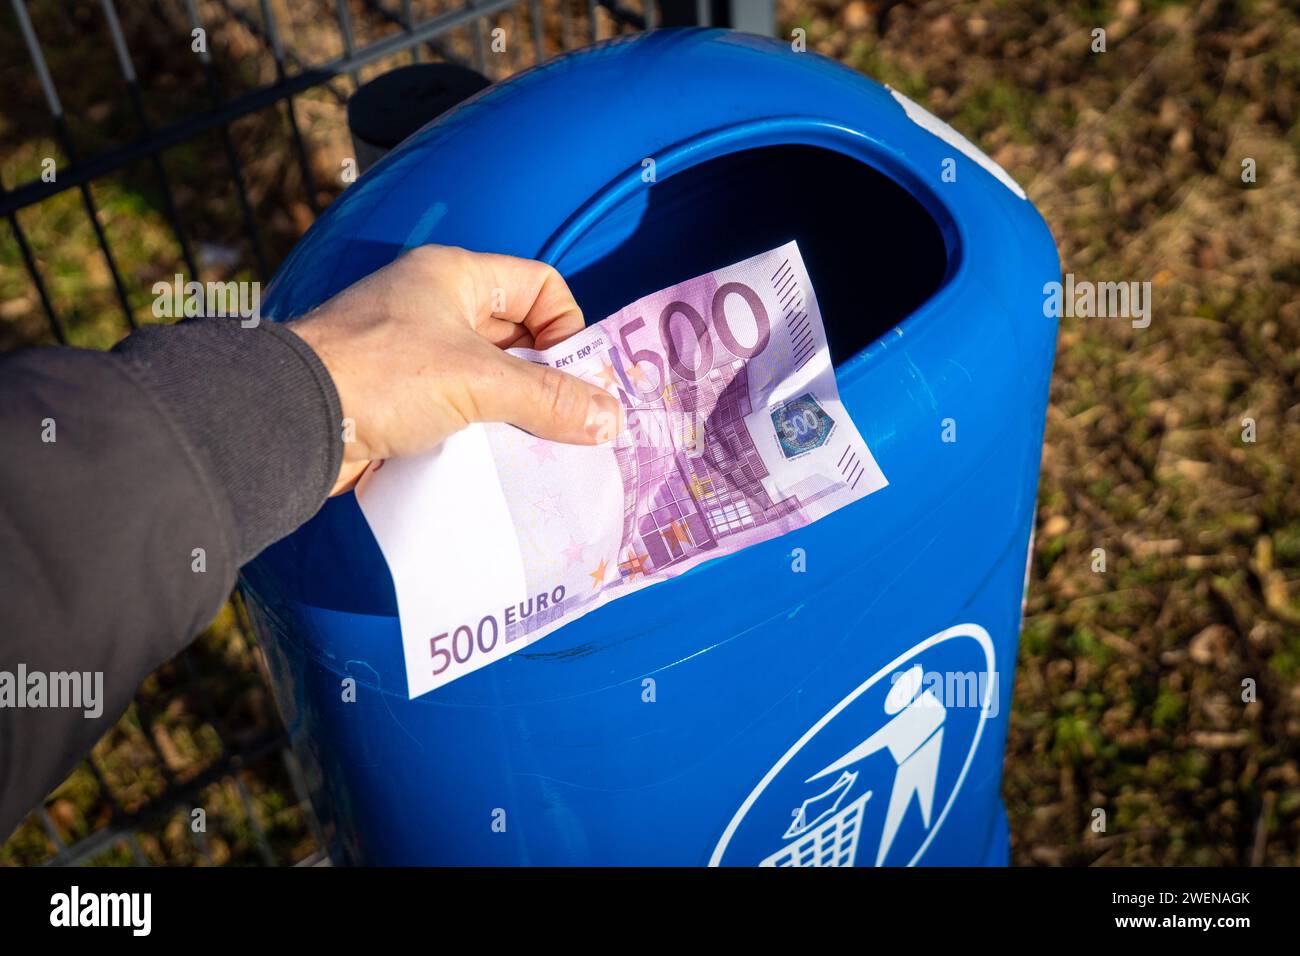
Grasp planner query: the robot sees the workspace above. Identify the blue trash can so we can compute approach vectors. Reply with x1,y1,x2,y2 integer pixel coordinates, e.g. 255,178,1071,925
242,27,1059,866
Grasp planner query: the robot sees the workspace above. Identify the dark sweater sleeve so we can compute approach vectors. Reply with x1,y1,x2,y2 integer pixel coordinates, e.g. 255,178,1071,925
0,317,342,841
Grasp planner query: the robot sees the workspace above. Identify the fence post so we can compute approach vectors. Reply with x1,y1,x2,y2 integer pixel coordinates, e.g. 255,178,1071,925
660,0,773,33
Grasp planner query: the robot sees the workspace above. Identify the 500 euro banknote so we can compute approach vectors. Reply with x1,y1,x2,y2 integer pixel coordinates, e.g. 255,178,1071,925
356,240,888,698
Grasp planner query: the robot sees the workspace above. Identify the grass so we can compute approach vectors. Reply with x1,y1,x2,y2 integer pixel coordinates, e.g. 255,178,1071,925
777,0,1300,867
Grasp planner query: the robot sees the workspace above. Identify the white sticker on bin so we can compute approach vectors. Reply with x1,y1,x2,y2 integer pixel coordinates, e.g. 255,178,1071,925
889,88,1028,200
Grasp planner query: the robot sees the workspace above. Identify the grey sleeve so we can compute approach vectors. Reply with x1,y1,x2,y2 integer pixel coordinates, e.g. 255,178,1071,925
0,317,342,840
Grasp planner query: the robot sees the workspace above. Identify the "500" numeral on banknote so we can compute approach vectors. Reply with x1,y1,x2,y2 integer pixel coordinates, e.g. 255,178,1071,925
429,585,568,676
611,282,772,395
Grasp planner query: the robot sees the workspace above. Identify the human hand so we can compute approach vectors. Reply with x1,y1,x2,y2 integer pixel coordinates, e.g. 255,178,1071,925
288,245,623,495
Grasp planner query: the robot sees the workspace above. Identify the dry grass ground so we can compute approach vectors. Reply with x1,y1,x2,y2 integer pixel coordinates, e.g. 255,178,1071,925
1,0,1297,865
785,0,1299,865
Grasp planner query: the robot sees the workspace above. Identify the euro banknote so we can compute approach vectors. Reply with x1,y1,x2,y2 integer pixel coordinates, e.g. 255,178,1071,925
356,240,888,699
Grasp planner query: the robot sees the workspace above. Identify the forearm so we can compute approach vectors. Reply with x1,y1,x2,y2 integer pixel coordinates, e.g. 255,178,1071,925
0,318,341,839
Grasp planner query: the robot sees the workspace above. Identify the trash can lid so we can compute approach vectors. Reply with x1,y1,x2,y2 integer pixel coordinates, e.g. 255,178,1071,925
346,62,491,151
268,28,1053,339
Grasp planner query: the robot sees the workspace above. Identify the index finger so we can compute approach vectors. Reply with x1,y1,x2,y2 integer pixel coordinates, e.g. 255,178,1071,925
468,252,586,351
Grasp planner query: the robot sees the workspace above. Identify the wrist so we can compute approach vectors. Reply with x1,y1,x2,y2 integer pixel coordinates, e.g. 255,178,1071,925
285,315,371,495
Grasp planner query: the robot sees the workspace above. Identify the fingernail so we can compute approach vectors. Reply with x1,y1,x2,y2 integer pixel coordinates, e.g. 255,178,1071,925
585,392,623,443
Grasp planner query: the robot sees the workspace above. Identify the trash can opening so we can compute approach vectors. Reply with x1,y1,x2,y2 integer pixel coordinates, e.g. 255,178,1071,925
557,144,949,366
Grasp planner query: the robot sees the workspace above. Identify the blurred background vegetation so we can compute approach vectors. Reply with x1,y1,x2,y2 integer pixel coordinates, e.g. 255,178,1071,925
1,0,1297,865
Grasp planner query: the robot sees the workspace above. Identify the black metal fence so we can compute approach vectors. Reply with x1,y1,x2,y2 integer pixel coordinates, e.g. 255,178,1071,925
2,0,718,343
0,0,768,867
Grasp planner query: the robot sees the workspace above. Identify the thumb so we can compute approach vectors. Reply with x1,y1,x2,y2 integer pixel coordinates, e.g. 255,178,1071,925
472,349,624,445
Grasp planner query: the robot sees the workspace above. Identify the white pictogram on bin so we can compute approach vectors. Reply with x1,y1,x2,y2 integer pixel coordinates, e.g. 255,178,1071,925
762,664,945,867
762,786,873,867
711,623,996,868
781,769,859,839
805,664,945,866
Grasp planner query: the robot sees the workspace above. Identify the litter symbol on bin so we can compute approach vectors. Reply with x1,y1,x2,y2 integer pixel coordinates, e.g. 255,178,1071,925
764,770,873,867
711,623,997,867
